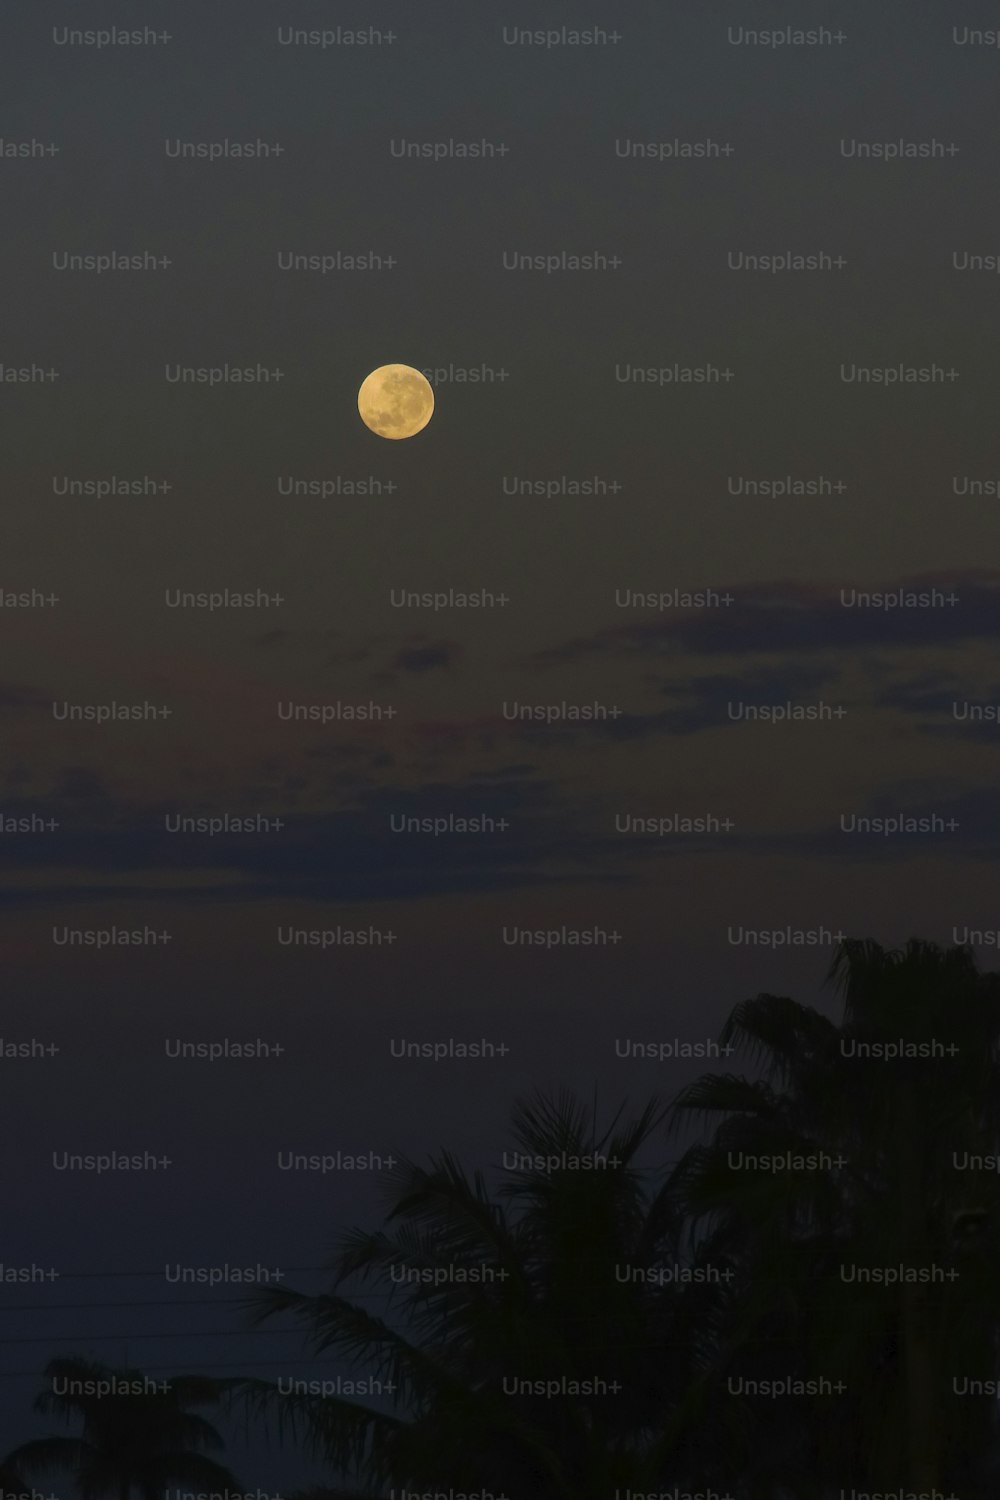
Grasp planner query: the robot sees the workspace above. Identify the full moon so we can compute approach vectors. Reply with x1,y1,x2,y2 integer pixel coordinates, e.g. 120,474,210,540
357,364,434,439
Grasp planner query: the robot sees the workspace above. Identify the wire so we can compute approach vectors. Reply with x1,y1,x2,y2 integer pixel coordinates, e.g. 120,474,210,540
0,1358,397,1377
2,1267,327,1281
0,1298,250,1311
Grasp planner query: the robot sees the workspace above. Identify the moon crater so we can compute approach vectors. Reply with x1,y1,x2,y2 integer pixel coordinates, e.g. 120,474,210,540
358,364,434,439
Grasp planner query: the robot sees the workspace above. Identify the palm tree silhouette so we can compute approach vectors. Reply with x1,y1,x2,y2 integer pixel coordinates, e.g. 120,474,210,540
227,1091,740,1500
0,1459,30,1495
5,1356,239,1500
669,936,1000,1494
9,938,1000,1498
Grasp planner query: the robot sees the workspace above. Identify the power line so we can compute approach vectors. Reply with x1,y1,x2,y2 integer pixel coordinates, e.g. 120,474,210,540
0,1259,978,1313
1,1267,328,1281
0,1298,250,1311
0,1357,396,1377
0,1329,318,1345
0,1287,512,1311
0,1330,872,1378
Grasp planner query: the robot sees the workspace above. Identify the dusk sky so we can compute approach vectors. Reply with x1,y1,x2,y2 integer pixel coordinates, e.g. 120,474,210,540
3,0,999,1486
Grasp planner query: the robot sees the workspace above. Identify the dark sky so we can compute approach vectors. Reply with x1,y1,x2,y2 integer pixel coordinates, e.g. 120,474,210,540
3,0,1000,1486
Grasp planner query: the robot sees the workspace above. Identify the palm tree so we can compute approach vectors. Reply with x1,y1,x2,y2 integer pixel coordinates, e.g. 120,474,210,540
6,1356,239,1500
668,936,1000,1495
0,1459,29,1494
226,1090,742,1500
13,938,1000,1497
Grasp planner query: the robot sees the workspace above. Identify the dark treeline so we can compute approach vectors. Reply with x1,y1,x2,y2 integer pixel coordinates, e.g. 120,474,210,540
6,938,1000,1499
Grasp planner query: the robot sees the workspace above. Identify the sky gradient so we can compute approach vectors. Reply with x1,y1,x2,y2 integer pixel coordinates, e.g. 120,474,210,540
2,0,998,1485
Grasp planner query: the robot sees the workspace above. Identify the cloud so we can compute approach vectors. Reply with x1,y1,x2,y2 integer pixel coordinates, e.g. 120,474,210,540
531,572,1000,664
486,666,843,743
391,640,462,673
609,665,844,739
53,766,113,801
0,681,47,708
4,764,1000,911
0,772,633,907
874,672,1000,743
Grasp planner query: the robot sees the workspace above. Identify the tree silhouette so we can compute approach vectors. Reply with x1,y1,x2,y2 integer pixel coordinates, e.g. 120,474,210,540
5,1356,239,1500
0,1458,30,1495
669,936,1000,1493
227,1091,740,1500
8,938,1000,1498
